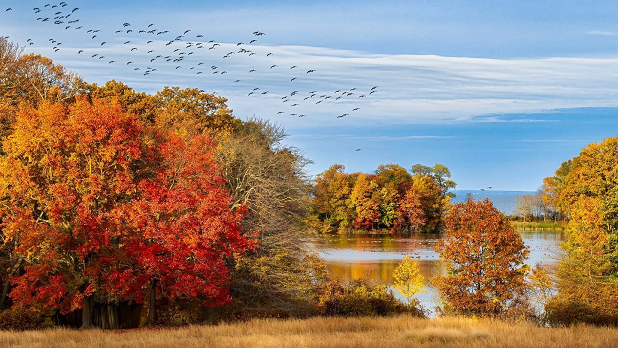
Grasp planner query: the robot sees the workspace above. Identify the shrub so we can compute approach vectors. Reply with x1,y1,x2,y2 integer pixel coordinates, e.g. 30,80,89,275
0,307,54,331
316,279,423,317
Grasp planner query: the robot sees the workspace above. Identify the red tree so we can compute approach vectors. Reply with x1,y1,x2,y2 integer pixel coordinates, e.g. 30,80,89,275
0,98,252,327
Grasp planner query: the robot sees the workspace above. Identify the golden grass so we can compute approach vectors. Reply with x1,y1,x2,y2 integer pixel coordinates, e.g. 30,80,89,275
1,315,617,348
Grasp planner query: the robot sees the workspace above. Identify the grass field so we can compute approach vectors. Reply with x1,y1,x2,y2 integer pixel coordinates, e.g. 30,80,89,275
1,315,617,348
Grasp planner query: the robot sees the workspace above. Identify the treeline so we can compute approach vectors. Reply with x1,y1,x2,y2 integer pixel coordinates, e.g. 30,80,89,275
0,37,338,328
308,163,456,233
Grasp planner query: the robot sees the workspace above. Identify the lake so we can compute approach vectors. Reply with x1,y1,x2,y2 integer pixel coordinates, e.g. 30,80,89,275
308,231,563,312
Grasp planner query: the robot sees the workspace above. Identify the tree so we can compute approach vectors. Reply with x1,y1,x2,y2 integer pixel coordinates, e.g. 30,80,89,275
312,165,357,233
0,98,252,327
393,256,426,305
396,188,426,232
545,137,618,325
216,119,325,317
515,194,537,222
434,199,530,316
0,38,84,142
350,174,381,230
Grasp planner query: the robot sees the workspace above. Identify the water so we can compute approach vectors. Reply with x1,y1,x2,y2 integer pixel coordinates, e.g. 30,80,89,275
308,231,563,312
450,190,535,216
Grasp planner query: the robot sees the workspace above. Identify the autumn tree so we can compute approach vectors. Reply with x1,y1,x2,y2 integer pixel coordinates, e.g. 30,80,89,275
0,98,252,328
545,137,618,325
393,256,426,306
351,174,381,230
216,119,326,317
434,199,530,316
396,188,426,232
311,165,357,233
0,38,85,142
515,194,537,222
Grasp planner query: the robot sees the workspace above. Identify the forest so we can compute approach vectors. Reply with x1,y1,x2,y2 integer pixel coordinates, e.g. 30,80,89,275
0,36,617,338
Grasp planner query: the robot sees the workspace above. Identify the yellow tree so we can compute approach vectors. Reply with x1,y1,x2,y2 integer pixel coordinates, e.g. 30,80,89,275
545,137,618,325
351,174,381,230
393,256,426,306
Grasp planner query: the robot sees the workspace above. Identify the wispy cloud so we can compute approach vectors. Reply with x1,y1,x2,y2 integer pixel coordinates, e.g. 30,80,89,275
13,26,618,128
586,30,618,36
289,134,451,141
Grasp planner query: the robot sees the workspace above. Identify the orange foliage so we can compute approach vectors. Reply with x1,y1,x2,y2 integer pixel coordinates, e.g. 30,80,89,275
434,199,529,316
0,97,252,315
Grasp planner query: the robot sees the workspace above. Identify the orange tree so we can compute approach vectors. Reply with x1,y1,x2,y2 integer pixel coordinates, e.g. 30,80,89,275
434,199,529,316
0,98,252,328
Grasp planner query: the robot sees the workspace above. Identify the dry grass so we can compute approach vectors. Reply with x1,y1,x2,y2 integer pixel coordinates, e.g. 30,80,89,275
1,315,617,348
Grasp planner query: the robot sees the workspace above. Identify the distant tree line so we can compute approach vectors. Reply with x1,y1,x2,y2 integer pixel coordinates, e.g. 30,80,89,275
308,163,456,233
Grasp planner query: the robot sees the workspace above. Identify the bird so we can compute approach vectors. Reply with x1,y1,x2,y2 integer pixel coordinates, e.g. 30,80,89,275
100,42,106,46
6,8,12,11
266,53,273,56
307,70,315,73
371,86,378,90
249,69,256,73
270,65,277,69
291,77,297,81
291,66,298,69
353,108,360,111
78,50,83,54
250,39,256,43
356,149,362,151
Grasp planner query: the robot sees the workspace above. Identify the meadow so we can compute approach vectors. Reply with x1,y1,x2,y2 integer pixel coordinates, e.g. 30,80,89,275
1,316,617,348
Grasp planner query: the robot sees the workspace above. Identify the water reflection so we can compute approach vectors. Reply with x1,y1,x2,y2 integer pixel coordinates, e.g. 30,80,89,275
308,231,564,310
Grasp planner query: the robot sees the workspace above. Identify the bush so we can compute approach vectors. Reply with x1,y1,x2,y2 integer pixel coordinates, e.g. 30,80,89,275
0,307,54,331
155,299,204,327
545,285,618,327
316,279,424,317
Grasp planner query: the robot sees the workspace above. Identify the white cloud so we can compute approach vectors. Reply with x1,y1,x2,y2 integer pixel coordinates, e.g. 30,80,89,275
17,36,618,128
586,30,618,36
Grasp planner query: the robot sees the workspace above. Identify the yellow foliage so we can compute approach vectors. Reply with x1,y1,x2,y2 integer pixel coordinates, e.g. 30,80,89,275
393,256,427,305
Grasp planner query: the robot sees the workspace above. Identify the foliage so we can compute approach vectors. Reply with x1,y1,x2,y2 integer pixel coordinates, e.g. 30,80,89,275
310,163,455,233
0,307,54,331
0,98,252,319
0,37,85,142
316,279,422,317
543,137,618,326
434,199,530,316
216,119,325,318
392,256,427,305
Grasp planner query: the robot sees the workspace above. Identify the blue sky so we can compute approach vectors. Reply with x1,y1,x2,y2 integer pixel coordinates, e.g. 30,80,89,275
2,0,618,190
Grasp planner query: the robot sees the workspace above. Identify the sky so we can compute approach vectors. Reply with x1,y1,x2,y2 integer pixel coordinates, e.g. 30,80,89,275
2,0,618,190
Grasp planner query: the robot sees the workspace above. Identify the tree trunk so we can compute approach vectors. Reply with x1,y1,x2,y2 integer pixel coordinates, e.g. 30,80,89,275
81,296,93,329
0,256,24,310
148,279,158,325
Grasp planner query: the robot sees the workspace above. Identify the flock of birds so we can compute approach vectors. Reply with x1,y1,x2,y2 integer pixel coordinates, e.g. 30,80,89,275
3,2,379,137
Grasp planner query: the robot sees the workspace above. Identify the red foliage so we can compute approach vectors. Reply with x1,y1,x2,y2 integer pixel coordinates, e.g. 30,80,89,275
0,98,253,314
